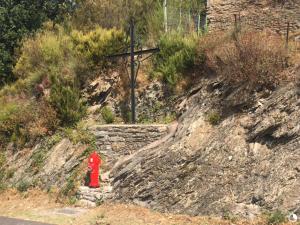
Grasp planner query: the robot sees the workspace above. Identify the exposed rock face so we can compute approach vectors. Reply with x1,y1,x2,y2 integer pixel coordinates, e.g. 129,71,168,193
83,73,173,123
3,123,170,190
207,0,300,34
83,71,120,105
90,124,169,166
111,79,300,217
136,81,175,123
4,138,88,188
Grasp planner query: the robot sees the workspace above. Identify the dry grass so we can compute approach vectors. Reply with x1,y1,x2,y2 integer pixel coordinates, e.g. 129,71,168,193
0,190,296,225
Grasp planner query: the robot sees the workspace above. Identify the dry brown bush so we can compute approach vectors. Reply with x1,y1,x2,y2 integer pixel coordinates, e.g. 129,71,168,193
0,99,59,148
198,31,289,91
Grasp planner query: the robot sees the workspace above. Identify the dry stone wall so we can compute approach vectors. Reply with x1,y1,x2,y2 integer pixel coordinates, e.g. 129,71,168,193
90,124,169,159
207,0,300,34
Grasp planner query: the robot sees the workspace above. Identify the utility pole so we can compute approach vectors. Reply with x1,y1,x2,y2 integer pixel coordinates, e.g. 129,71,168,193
130,18,136,123
164,0,168,33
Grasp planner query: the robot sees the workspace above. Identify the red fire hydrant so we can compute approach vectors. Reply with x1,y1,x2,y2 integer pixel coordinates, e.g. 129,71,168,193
88,151,101,188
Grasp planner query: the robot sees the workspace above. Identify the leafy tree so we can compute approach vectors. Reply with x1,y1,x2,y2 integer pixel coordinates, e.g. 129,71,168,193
0,0,77,86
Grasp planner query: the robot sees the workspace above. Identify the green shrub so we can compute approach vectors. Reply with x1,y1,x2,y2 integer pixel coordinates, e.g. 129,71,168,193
152,33,197,86
101,106,115,124
95,197,104,206
17,180,31,192
49,76,86,126
62,125,96,145
162,113,176,124
68,196,77,205
9,27,77,97
71,27,126,83
61,178,76,196
30,151,46,174
207,111,221,125
0,25,126,148
0,168,7,191
0,182,7,192
0,101,31,147
223,211,238,223
0,152,5,168
6,169,15,179
267,210,287,225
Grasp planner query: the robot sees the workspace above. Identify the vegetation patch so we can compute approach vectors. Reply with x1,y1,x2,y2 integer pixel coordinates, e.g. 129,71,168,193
152,33,197,87
267,210,287,225
222,211,238,223
101,106,115,124
0,152,6,168
17,180,31,193
207,111,221,125
200,31,289,91
49,76,87,127
30,151,47,175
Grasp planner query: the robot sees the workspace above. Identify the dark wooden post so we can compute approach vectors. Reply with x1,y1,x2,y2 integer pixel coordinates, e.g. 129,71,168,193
130,18,136,124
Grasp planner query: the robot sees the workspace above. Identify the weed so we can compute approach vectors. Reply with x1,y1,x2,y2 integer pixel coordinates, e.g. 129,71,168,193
0,152,5,168
68,196,77,205
6,169,15,179
47,133,63,148
95,197,104,207
0,182,7,192
17,180,31,192
207,111,221,125
30,151,46,174
62,124,96,145
222,211,238,223
101,106,115,124
0,166,8,191
61,178,76,197
138,115,154,124
267,210,287,225
162,113,176,124
80,146,95,158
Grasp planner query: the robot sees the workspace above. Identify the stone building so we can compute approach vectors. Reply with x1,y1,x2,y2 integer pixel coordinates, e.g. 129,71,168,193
207,0,300,34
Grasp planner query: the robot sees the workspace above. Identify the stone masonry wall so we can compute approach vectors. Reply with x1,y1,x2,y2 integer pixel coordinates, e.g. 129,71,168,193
207,0,300,35
90,124,169,160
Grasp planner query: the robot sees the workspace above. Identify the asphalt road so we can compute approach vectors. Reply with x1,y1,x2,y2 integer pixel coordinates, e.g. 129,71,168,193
0,217,53,225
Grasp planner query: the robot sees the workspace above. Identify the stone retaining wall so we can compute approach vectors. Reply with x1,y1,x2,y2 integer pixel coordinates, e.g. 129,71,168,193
207,0,300,35
90,124,169,157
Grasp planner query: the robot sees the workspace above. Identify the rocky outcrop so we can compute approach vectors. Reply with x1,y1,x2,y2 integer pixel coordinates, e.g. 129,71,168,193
111,78,300,217
4,138,89,189
136,81,175,123
83,72,174,123
83,71,120,106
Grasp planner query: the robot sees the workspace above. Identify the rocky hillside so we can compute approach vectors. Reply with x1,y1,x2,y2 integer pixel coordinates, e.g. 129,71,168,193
111,67,300,217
